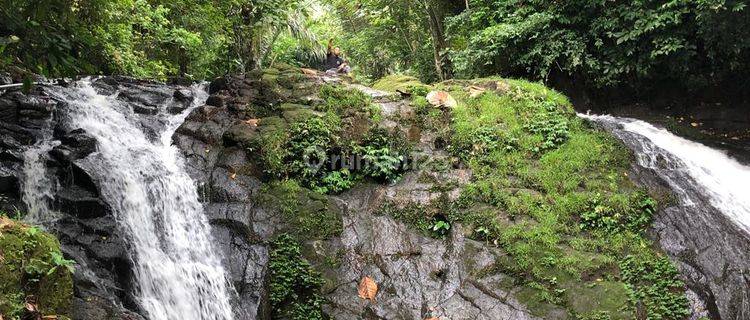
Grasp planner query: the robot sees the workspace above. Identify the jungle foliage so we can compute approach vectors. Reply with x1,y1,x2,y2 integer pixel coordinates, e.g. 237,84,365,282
0,0,326,79
326,0,749,95
3,0,748,96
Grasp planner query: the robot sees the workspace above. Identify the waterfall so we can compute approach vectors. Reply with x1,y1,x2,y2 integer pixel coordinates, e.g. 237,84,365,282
36,79,236,320
580,113,750,234
21,140,60,222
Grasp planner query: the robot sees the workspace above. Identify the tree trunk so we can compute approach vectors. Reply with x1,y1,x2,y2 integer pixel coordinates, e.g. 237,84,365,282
422,0,453,80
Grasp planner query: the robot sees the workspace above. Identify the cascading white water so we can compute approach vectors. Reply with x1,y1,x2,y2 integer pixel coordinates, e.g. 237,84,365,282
21,139,60,222
581,114,750,234
48,80,236,320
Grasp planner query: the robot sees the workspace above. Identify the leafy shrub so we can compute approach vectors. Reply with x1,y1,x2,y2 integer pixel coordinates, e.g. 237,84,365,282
620,254,690,320
525,101,570,154
319,170,355,194
286,116,340,185
269,234,326,320
355,128,410,182
258,112,410,194
580,193,657,234
446,0,750,93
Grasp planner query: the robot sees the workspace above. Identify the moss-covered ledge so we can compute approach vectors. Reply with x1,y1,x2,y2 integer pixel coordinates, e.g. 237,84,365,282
0,215,74,320
217,68,691,319
373,76,691,319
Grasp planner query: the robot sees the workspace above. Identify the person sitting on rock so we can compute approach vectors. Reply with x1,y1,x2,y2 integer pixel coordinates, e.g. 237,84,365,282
326,39,351,74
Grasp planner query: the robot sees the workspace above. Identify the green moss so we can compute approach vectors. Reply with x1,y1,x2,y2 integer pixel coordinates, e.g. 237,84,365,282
0,216,74,319
257,180,342,241
382,78,688,319
566,281,630,319
372,74,431,93
247,116,290,177
318,85,377,117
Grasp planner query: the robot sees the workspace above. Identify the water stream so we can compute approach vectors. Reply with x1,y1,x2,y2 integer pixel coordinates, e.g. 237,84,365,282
22,80,237,320
581,114,750,234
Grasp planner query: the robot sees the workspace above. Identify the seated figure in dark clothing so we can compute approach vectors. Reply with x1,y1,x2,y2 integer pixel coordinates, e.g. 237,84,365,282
326,39,351,74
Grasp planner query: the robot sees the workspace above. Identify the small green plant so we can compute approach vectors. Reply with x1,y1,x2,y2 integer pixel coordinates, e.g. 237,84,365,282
268,234,326,320
49,251,76,275
580,193,657,234
355,128,410,182
317,170,355,194
431,220,451,236
407,84,430,97
525,101,570,153
619,254,690,320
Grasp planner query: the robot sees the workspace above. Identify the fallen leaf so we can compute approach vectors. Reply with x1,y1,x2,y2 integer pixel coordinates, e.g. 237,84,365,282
205,149,210,153
230,172,237,180
425,318,439,320
426,91,457,108
0,216,12,230
690,122,699,127
468,85,486,98
357,276,378,301
244,118,260,127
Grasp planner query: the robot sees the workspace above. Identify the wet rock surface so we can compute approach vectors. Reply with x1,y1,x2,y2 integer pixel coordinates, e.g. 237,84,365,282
316,183,545,320
588,118,750,320
171,70,550,319
2,68,747,320
630,165,750,320
0,78,215,320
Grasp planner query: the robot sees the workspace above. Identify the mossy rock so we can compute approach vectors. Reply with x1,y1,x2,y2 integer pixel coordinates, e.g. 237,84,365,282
223,122,259,149
372,75,431,93
565,281,631,319
257,180,343,241
246,116,290,175
279,104,319,123
0,217,73,319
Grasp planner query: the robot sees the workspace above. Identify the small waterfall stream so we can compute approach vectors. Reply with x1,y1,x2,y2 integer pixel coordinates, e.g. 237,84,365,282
582,113,750,318
22,80,237,320
581,114,750,233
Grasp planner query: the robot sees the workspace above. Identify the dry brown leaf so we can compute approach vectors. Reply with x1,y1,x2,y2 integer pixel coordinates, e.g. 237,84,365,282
468,85,486,98
357,276,378,301
230,172,237,180
426,91,457,108
0,216,12,230
42,316,59,320
425,318,439,320
244,118,260,126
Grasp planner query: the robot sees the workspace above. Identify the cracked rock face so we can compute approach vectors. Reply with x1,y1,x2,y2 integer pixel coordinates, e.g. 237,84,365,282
171,72,554,319
318,185,546,320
